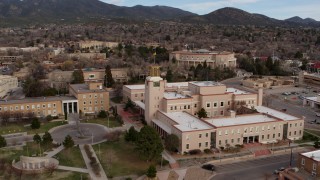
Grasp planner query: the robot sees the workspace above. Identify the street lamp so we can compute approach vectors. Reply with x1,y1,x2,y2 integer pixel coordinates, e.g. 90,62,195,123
91,132,93,144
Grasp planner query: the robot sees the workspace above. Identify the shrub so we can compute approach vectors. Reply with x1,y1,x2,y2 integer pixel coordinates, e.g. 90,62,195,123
189,149,201,155
158,159,169,166
105,130,122,141
204,149,212,154
46,115,53,121
31,117,41,129
146,165,157,178
220,147,225,151
97,110,107,118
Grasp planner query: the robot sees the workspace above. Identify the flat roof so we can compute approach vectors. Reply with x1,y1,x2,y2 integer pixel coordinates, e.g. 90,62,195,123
163,92,189,100
166,82,189,88
206,114,277,127
0,96,77,105
70,84,107,93
134,101,145,110
163,112,213,132
226,88,251,95
124,84,145,90
152,119,172,134
305,96,318,102
301,150,320,161
189,81,224,87
255,106,299,121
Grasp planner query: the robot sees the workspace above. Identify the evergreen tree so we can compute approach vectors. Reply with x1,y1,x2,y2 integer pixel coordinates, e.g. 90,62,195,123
135,126,164,161
31,117,41,129
164,134,179,152
125,126,138,142
42,132,53,147
104,65,115,88
72,69,84,84
197,108,208,118
33,133,42,144
0,135,7,148
63,135,75,148
166,69,173,82
146,165,157,178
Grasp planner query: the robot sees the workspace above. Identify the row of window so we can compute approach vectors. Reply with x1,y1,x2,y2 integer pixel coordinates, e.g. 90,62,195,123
134,93,144,98
170,104,191,111
219,138,241,145
83,94,103,99
218,125,282,136
0,103,57,112
289,130,302,136
83,100,104,105
206,101,229,108
83,106,104,112
289,123,303,127
186,142,209,150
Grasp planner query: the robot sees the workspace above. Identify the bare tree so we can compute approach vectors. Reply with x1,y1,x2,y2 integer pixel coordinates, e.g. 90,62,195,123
13,112,24,123
45,163,58,176
0,111,11,126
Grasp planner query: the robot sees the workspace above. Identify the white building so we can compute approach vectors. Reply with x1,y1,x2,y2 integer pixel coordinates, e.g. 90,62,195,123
0,75,18,98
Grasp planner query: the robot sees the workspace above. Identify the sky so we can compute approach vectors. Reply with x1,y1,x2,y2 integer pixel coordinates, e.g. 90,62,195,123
100,0,320,20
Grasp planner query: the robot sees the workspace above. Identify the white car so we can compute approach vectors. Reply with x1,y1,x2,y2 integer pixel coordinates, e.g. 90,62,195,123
316,113,320,117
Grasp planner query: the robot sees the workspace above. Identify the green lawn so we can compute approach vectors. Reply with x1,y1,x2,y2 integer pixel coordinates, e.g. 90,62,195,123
305,129,320,137
84,117,122,128
92,137,154,178
111,96,123,104
0,121,67,135
55,146,86,168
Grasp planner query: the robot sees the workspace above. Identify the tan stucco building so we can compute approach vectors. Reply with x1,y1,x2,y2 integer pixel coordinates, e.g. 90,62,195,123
0,75,18,98
83,68,128,83
169,49,237,68
123,66,304,153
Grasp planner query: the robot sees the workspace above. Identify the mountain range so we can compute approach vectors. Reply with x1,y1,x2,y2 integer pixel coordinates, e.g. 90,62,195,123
0,0,319,27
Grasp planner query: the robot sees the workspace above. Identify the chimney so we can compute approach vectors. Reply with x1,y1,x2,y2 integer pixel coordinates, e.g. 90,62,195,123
257,88,263,106
229,110,236,118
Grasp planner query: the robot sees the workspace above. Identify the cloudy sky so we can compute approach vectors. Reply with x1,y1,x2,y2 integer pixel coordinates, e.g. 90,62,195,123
100,0,320,20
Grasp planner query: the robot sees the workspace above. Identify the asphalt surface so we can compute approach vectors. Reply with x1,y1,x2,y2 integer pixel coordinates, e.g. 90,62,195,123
211,153,297,180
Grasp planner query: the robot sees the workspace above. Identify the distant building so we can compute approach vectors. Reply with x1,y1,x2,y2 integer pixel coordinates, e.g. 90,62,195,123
298,149,320,177
169,49,236,68
0,75,18,98
82,68,129,83
68,53,106,60
0,56,23,62
242,76,294,89
78,41,118,50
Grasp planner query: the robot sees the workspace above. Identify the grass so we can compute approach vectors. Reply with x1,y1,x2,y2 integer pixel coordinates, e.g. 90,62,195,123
55,146,86,168
0,121,67,135
305,129,320,137
84,117,122,128
92,137,154,177
294,131,318,144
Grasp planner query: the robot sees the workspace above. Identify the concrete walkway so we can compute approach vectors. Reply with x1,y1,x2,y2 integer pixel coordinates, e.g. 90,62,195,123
79,144,108,180
58,165,89,173
45,145,64,158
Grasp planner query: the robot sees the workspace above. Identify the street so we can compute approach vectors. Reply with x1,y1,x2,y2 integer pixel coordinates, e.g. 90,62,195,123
212,153,296,180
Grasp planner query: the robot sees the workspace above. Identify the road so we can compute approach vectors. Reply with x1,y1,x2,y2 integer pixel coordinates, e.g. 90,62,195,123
212,153,296,180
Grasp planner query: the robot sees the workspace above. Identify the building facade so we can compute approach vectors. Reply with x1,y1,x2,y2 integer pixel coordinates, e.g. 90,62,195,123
298,150,320,177
169,49,237,68
83,68,128,83
123,66,304,153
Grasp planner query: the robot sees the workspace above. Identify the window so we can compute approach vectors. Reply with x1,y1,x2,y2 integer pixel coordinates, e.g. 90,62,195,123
301,158,305,165
170,107,173,110
225,130,228,135
213,102,218,108
268,125,270,130
15,106,19,110
94,94,97,98
237,138,240,143
262,126,265,131
89,101,92,105
95,101,98,104
244,128,247,133
206,133,208,137
289,132,291,136
225,140,228,144
219,140,221,145
21,106,24,110
290,124,292,127
267,134,270,139
53,104,56,108
262,135,264,140
83,95,86,99
295,123,297,127
0,107,1,111
26,105,30,110
250,127,253,132
48,104,51,108
231,139,234,143
205,142,208,147
218,131,222,136
300,122,303,126
232,129,235,134
299,130,302,135
175,106,177,110
199,143,202,148
199,134,202,138
186,144,189,149
188,105,190,109
37,104,40,109
273,125,276,130
206,102,211,108
278,133,281,137
184,105,187,109
220,101,224,107
313,163,317,171
32,105,35,109
135,94,138,97
220,110,224,115
83,101,86,105
273,134,275,138
228,101,230,105
294,131,296,135
237,129,240,134
89,95,92,99
194,104,197,108
101,101,103,104
42,104,46,108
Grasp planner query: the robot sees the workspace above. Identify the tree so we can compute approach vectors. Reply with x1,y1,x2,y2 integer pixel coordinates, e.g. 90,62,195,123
135,126,164,161
164,134,179,152
98,110,107,118
197,108,208,118
104,65,115,88
45,163,58,176
31,117,40,129
0,135,6,148
72,69,84,84
146,165,157,178
33,133,42,144
166,69,173,82
294,51,303,59
125,126,138,142
0,111,11,126
63,135,75,148
314,139,320,149
42,132,53,147
124,98,135,111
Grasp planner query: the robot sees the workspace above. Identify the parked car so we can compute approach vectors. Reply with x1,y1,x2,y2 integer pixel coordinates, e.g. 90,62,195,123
274,167,285,174
282,92,291,96
298,95,305,100
201,164,215,171
316,113,320,117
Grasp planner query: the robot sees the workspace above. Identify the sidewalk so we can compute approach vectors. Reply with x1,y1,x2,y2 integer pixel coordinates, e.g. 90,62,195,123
79,144,108,180
45,145,64,158
58,165,89,173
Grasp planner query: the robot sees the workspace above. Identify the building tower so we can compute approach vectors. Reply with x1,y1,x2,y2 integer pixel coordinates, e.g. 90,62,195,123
144,66,165,125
